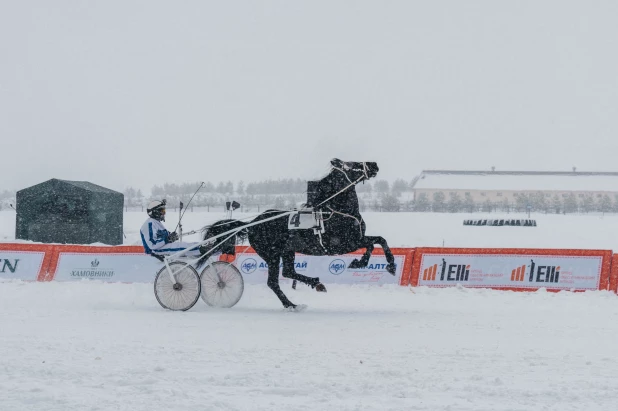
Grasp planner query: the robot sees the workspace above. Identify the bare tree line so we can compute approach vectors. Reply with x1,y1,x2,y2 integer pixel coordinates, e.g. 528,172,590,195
118,181,618,214
2,181,616,214
123,179,418,212
0,190,15,209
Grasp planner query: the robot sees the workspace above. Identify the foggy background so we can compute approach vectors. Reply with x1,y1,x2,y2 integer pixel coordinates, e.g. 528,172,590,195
1,1,617,193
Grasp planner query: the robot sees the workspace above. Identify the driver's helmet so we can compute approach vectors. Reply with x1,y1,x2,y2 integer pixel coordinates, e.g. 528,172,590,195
147,199,166,221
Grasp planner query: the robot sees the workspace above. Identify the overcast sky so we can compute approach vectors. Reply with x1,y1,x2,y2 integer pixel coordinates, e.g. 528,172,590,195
1,1,617,193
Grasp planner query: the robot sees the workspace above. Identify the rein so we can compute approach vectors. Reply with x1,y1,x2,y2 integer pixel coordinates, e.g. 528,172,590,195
315,174,364,208
315,165,366,238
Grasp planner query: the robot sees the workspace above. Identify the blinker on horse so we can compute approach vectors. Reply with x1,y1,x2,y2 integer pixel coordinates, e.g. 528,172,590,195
200,158,396,310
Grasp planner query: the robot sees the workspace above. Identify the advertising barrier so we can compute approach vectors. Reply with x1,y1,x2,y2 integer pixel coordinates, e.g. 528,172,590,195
0,243,54,281
232,247,415,286
16,243,414,285
46,245,160,283
410,247,613,292
1,242,617,293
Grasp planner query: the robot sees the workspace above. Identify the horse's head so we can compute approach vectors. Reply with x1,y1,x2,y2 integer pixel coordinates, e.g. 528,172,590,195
330,158,379,184
305,159,379,210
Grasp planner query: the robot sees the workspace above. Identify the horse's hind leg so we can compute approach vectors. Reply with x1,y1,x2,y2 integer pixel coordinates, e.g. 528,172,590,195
264,256,297,308
282,251,326,292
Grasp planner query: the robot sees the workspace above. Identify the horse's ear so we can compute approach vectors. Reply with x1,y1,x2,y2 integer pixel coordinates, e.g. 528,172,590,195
330,158,343,168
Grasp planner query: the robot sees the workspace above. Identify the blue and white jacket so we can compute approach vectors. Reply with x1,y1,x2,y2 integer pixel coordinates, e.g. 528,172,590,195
140,218,173,254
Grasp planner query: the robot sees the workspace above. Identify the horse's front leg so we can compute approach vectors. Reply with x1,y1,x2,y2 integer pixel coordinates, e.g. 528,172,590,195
264,256,297,308
349,236,397,275
348,241,374,269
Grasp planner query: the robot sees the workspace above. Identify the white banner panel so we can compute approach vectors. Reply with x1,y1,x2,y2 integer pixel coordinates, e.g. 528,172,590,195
418,253,603,290
0,251,45,281
54,253,162,283
234,253,404,285
52,251,406,285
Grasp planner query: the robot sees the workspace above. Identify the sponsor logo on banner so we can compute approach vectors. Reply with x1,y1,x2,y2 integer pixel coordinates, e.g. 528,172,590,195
329,259,346,275
255,260,308,271
0,252,44,281
240,258,257,274
54,252,162,283
70,258,115,278
418,254,602,290
0,258,19,274
234,253,403,285
510,260,559,284
422,259,470,282
329,259,393,276
366,263,389,270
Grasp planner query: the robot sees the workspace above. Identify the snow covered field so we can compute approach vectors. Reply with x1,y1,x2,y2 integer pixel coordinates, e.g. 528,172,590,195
2,281,618,411
2,211,618,410
124,210,618,250
4,209,618,250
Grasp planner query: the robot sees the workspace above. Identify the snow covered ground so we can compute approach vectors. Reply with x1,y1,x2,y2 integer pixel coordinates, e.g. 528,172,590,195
4,209,618,250
2,210,618,410
123,210,618,250
1,281,618,411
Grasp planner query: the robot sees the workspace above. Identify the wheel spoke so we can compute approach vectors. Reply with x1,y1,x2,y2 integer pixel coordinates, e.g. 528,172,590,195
200,262,244,308
154,262,200,311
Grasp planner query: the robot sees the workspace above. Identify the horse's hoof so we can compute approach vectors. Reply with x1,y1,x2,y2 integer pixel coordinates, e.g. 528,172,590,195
348,259,365,269
285,304,308,312
315,283,327,292
386,263,397,275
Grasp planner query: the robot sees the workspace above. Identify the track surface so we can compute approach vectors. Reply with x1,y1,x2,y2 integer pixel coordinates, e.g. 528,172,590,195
1,281,617,411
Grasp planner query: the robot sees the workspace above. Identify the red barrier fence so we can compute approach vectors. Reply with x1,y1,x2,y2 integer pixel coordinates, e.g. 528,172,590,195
409,247,612,292
0,242,616,292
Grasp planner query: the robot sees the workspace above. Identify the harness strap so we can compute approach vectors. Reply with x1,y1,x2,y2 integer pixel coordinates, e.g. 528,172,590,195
327,206,364,238
315,175,364,208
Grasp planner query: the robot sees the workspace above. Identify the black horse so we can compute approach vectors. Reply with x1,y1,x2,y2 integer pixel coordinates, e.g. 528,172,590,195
199,159,396,309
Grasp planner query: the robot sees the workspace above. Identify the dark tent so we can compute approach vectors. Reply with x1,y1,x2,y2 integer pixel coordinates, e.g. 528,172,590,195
15,179,123,245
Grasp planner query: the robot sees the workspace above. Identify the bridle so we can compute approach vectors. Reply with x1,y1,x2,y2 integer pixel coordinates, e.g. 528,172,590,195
331,161,369,185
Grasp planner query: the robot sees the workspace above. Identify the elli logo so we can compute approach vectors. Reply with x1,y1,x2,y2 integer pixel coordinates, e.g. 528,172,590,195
423,259,470,281
241,258,257,274
91,259,100,268
511,260,559,283
329,259,346,275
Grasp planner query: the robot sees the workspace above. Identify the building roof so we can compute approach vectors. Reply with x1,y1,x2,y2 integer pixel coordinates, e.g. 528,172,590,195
412,170,618,192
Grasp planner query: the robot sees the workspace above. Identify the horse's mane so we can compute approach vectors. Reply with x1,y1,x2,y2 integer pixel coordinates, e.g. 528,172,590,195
315,165,335,180
306,166,360,209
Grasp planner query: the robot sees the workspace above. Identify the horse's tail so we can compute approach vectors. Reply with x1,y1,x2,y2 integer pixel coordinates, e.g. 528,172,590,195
196,219,249,270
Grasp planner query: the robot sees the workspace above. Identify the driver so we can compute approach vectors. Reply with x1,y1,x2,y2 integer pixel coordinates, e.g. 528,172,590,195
140,199,203,258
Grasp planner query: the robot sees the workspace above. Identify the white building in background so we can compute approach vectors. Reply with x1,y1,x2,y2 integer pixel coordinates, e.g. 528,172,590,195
411,170,618,204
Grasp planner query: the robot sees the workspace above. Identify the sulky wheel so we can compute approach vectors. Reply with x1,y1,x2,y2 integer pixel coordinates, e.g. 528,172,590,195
200,261,244,308
154,261,201,311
